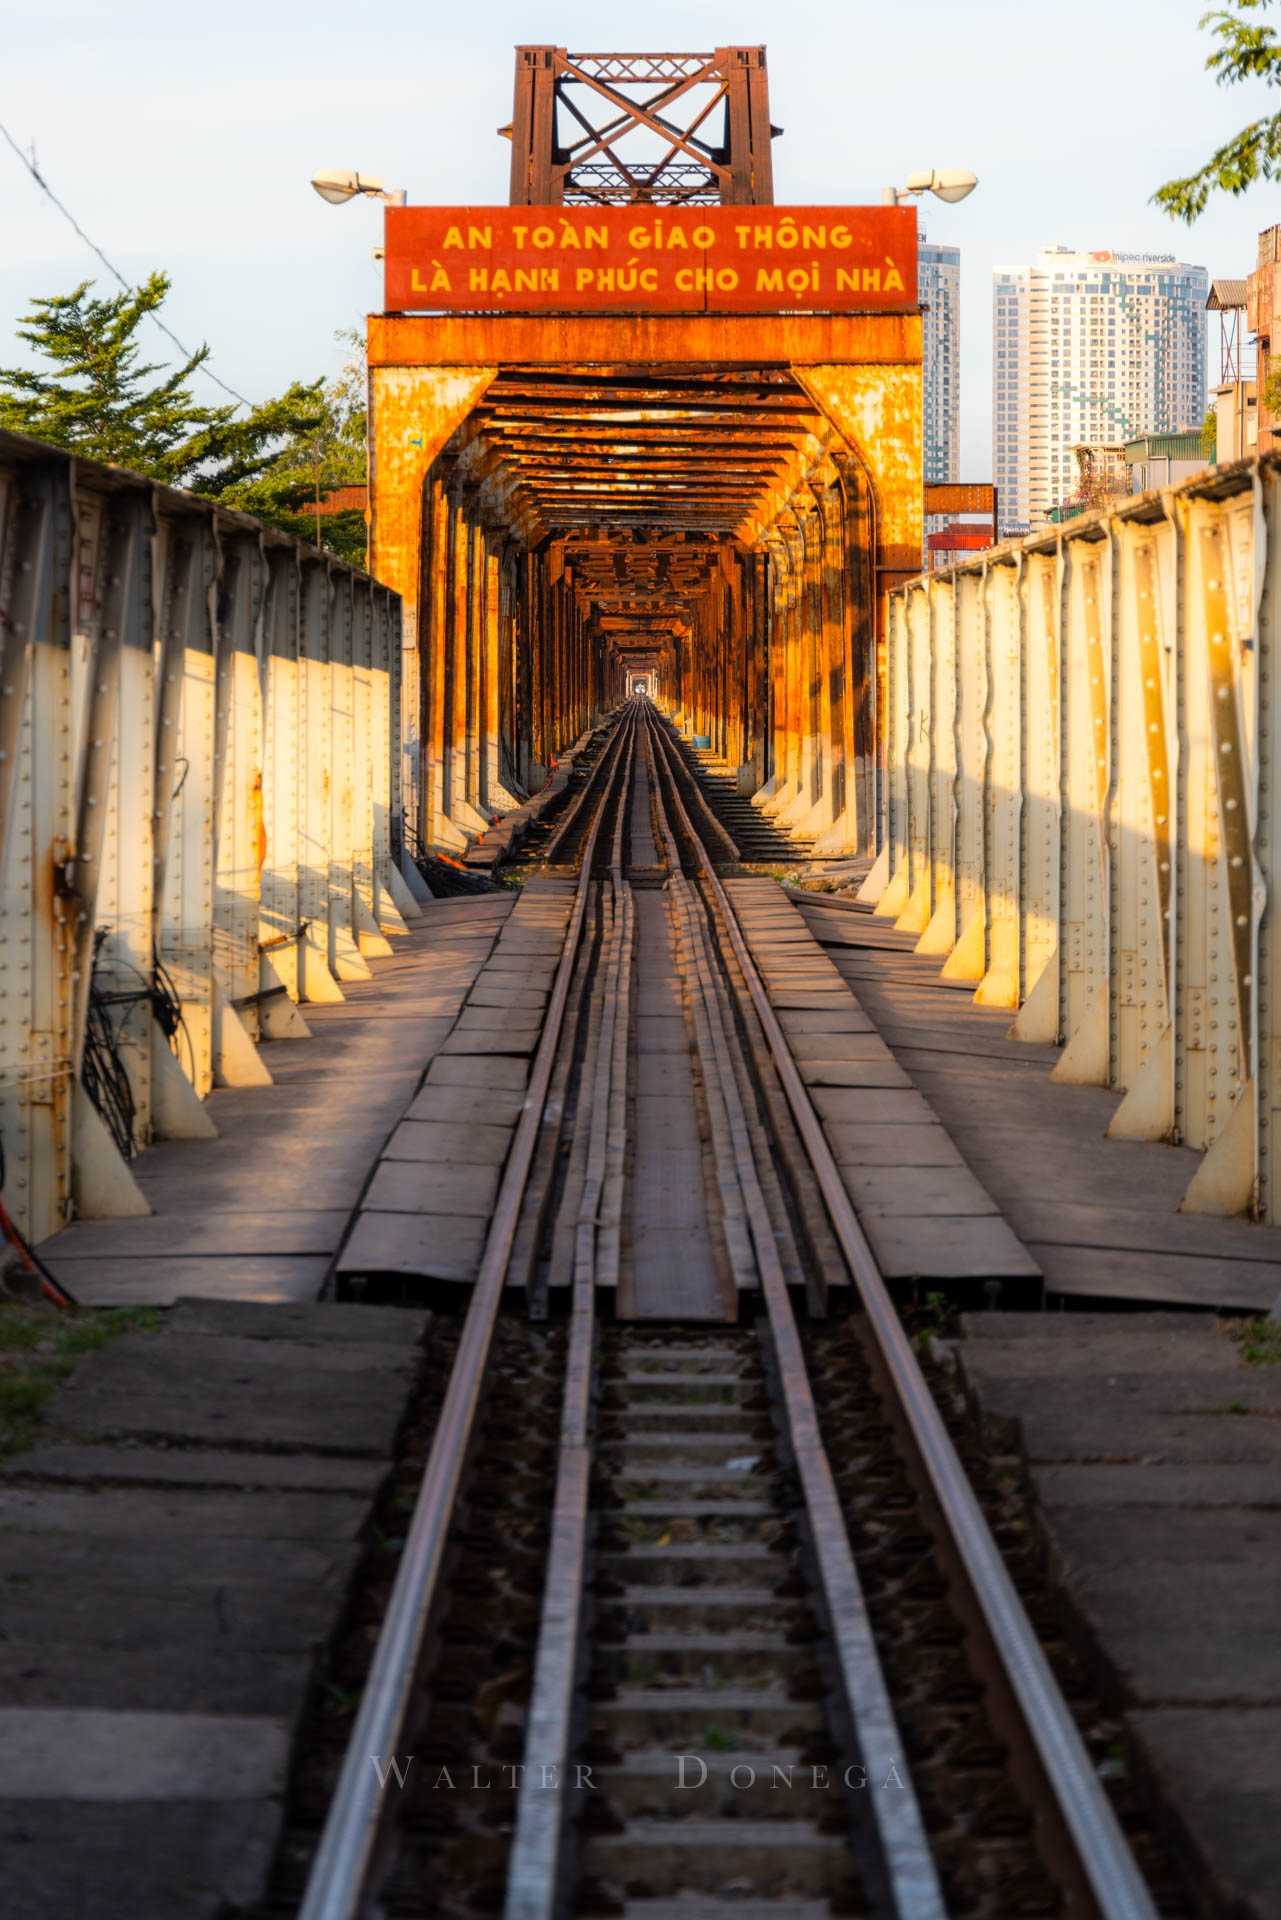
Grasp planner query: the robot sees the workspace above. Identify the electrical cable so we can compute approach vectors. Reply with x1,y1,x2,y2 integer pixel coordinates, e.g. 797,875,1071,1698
87,940,197,1101
151,945,196,1085
81,984,137,1161
0,117,252,410
80,933,137,1161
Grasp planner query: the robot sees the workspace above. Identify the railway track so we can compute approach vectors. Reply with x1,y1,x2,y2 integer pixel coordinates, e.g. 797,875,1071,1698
287,699,1171,1920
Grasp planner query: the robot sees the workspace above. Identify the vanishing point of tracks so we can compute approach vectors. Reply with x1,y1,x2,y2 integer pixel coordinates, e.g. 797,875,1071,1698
286,700,1167,1920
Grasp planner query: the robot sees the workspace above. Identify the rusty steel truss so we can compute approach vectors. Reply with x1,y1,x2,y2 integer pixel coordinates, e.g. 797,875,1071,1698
505,46,777,205
882,456,1281,1223
0,431,414,1247
369,309,923,867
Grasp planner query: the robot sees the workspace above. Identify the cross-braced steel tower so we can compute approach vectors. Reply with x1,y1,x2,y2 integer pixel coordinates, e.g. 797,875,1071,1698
504,46,779,205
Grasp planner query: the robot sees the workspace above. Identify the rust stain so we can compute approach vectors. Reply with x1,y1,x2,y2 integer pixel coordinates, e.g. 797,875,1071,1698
368,311,920,369
251,770,267,873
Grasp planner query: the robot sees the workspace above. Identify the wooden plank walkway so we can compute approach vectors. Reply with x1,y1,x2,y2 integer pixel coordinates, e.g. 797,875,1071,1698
38,897,515,1305
788,885,1281,1311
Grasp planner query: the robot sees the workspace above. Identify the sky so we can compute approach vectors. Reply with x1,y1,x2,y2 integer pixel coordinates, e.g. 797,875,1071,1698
1,0,1276,479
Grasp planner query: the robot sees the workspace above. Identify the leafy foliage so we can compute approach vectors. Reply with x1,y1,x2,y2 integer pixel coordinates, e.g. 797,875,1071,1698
0,275,368,566
1234,1315,1281,1364
1203,402,1219,459
220,329,369,567
1155,1,1281,221
0,1304,158,1457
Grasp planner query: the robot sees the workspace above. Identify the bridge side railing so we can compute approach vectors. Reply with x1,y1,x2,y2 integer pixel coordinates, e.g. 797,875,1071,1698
0,431,408,1248
874,455,1279,1223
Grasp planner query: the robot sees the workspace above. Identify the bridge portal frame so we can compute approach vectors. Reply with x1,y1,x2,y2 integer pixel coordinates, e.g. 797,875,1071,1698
367,308,923,863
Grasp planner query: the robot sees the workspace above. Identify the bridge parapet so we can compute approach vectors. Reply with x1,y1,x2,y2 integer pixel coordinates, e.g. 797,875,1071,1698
0,430,406,1247
878,457,1281,1222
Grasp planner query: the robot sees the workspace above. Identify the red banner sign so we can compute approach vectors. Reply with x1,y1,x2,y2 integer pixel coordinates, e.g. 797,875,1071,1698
384,205,917,315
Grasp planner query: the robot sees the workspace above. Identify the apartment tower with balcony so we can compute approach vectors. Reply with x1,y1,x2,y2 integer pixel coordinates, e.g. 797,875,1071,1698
993,247,1207,534
920,236,961,487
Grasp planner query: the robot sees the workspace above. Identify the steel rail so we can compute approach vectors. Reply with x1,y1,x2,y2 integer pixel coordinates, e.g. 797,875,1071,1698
541,719,622,865
645,706,1159,1920
298,711,636,1920
643,706,946,1918
504,704,637,1920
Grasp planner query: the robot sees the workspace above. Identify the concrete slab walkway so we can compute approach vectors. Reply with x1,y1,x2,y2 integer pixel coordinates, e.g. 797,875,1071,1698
0,1297,430,1919
727,879,1041,1293
956,1312,1281,1920
789,886,1281,1310
335,877,574,1287
37,898,514,1305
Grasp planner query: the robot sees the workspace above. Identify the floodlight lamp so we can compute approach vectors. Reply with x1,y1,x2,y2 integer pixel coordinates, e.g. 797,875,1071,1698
888,170,978,207
930,169,978,204
311,169,404,206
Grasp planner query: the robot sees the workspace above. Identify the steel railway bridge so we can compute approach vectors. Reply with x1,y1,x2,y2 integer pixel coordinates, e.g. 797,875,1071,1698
0,39,1279,1920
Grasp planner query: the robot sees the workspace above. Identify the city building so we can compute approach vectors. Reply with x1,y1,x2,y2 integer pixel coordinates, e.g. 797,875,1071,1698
992,247,1208,533
1247,229,1281,456
1124,431,1207,491
919,235,960,487
1207,278,1256,465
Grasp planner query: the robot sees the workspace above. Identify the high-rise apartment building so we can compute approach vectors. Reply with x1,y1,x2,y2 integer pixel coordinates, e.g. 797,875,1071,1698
992,248,1208,533
919,236,960,485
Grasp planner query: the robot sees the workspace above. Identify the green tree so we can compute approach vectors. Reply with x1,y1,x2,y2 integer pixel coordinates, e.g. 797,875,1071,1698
1156,1,1281,221
0,275,368,566
1203,402,1219,459
220,330,369,568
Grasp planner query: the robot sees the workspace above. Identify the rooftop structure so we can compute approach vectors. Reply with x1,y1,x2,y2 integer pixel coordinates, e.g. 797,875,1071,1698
993,246,1208,532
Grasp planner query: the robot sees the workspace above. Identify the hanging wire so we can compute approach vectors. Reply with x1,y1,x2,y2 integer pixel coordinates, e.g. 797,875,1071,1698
0,117,253,410
82,932,197,1114
151,945,196,1084
81,981,137,1164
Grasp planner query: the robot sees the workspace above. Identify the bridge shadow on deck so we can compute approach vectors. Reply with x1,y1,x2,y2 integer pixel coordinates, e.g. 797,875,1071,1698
789,880,1281,1311
37,897,515,1305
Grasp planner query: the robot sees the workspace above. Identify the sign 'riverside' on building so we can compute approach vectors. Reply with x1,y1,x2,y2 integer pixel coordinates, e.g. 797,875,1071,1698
384,205,917,314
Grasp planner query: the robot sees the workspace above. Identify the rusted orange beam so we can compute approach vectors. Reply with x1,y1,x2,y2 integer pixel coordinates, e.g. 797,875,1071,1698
924,482,996,516
369,312,920,368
